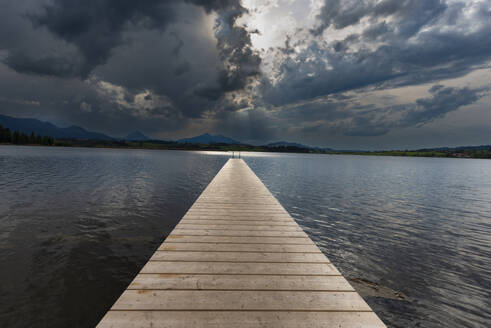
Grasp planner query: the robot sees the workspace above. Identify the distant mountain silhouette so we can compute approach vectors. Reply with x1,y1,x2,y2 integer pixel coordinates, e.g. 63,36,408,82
0,114,113,140
265,141,334,152
266,141,311,149
125,131,149,141
177,133,241,144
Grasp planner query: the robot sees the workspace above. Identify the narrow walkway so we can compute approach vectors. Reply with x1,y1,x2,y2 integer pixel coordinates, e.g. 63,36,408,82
97,158,386,327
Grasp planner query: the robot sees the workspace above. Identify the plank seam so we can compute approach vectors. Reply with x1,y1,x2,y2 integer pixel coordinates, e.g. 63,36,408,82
126,289,357,292
157,250,323,254
148,260,331,264
138,273,343,276
106,309,375,313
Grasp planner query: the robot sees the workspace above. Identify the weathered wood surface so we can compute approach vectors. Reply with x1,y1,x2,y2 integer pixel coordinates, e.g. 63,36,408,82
97,158,386,327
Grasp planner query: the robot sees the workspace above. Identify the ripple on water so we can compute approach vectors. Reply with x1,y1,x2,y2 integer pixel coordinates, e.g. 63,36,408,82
0,146,227,328
1,147,490,327
245,153,491,328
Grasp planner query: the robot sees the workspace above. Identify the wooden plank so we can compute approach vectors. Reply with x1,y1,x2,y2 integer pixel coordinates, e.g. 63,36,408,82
186,209,289,215
191,203,283,207
111,290,370,311
128,274,354,291
184,213,291,219
170,229,308,237
187,206,287,211
178,219,299,226
190,207,285,211
194,201,281,205
175,224,303,231
182,217,295,221
149,251,329,263
140,261,340,275
98,311,386,328
164,235,315,245
193,199,272,203
159,243,322,253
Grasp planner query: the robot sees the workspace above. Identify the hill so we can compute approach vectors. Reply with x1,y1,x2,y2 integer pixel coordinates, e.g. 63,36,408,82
177,133,241,144
265,141,333,152
0,114,113,140
125,131,149,141
266,141,312,149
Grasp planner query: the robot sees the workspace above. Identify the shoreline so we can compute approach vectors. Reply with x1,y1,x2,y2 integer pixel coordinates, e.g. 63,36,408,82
1,142,489,159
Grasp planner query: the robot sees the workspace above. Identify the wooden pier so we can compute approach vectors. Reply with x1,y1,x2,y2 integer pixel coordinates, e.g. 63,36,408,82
97,158,386,327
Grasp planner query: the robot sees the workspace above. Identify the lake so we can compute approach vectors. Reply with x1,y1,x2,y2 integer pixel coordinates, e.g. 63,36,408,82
1,146,490,327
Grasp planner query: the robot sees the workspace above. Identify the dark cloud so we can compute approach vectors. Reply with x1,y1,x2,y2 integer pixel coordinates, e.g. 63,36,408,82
193,4,261,102
173,61,191,76
20,0,178,77
0,0,490,149
361,22,389,41
343,86,485,136
402,86,482,127
4,52,86,78
18,0,246,77
312,0,372,34
1,0,260,119
18,0,260,81
313,0,447,37
263,0,491,107
252,84,485,140
215,108,276,144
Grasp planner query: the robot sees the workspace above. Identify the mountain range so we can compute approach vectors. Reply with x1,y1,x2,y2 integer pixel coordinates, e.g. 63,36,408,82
1,114,489,152
125,131,150,141
0,114,340,150
0,114,112,140
266,141,334,152
0,115,242,145
266,141,312,149
177,133,241,145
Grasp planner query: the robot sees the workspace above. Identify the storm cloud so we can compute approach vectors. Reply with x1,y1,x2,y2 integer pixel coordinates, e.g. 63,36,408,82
262,0,491,106
342,85,486,136
1,0,261,120
0,0,490,148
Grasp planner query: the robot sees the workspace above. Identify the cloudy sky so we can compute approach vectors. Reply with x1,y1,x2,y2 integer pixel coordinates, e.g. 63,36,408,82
0,0,490,149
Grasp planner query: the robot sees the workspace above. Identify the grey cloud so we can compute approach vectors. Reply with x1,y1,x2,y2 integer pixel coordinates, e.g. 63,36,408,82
25,0,178,77
343,86,485,136
4,52,86,78
374,0,446,38
16,0,248,78
313,0,372,35
1,0,490,149
196,5,261,101
362,22,389,41
256,85,485,140
402,86,482,127
215,108,276,144
264,1,491,107
173,61,191,76
314,0,446,37
170,31,185,57
2,0,260,107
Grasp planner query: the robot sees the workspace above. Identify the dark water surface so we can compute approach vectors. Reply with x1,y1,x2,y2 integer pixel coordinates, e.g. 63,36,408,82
0,146,228,327
1,146,490,327
245,153,491,328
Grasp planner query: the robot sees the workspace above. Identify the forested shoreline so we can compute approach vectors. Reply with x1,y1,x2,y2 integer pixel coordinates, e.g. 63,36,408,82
0,124,54,146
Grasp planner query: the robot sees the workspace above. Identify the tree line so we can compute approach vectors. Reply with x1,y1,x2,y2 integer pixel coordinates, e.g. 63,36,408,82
0,124,54,145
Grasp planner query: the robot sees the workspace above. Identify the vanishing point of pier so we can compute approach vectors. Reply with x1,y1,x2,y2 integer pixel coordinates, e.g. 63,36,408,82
97,158,386,327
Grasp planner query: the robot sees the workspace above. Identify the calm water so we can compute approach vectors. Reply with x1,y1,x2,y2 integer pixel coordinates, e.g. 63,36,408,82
1,146,490,327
